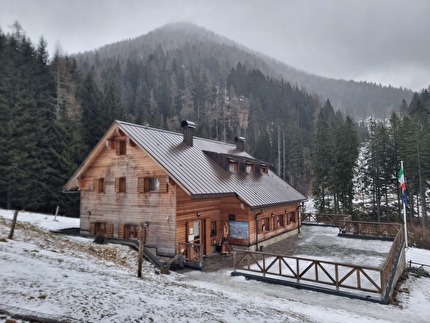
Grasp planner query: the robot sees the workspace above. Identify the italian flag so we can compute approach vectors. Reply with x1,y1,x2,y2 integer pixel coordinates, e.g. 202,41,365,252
398,165,406,190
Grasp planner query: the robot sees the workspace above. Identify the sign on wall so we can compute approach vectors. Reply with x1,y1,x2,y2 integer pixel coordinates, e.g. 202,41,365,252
229,221,249,239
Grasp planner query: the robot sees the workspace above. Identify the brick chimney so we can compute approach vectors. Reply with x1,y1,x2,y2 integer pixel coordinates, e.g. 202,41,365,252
181,120,196,146
235,136,245,152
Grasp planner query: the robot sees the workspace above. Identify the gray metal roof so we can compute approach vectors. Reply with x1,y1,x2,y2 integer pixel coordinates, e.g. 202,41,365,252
118,121,306,209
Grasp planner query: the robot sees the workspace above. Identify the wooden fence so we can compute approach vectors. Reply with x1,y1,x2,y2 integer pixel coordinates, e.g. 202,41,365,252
232,222,405,303
338,221,402,238
301,213,352,226
177,242,204,268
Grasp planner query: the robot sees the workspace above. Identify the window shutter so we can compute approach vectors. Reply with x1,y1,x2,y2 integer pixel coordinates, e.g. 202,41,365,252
138,177,145,193
116,141,120,155
99,178,104,193
118,224,125,239
106,223,114,237
144,177,150,192
90,222,95,236
93,178,98,192
115,177,120,193
159,176,167,193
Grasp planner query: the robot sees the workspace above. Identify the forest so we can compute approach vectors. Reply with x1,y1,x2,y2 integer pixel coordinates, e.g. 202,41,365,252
0,23,428,230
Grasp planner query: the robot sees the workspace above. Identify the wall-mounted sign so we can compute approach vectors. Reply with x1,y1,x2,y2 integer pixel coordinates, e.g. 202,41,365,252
229,221,249,239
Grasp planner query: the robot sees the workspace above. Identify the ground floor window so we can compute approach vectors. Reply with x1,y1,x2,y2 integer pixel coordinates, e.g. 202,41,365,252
261,218,270,232
124,224,139,239
210,221,217,237
275,214,284,228
288,212,296,223
95,222,106,235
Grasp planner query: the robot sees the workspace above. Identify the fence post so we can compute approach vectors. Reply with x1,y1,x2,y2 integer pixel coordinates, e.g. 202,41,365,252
137,222,145,278
8,210,18,239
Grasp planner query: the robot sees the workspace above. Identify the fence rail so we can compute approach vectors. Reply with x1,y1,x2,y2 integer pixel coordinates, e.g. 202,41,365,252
339,221,402,238
233,250,383,295
301,213,352,226
177,242,204,268
408,260,430,270
233,221,405,302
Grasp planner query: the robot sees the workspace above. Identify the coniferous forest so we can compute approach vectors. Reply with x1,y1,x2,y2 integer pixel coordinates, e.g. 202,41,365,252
0,23,429,228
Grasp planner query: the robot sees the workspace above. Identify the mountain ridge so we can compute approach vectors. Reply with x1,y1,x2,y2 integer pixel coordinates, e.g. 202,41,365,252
74,22,413,119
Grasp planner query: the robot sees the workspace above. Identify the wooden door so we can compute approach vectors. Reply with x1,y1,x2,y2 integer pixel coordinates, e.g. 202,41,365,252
187,220,202,259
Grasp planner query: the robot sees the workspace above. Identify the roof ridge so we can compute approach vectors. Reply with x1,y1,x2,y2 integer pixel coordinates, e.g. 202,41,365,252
116,120,236,147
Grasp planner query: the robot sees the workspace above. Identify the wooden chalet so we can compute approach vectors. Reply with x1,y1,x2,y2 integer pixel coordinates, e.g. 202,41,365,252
64,120,307,258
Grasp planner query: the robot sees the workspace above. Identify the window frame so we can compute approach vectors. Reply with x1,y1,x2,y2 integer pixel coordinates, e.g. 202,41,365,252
260,165,268,174
210,221,217,238
98,178,105,193
116,177,126,193
116,140,127,156
228,161,238,173
245,163,253,174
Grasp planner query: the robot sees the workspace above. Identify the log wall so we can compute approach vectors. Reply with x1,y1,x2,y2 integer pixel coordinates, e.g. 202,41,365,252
79,134,177,256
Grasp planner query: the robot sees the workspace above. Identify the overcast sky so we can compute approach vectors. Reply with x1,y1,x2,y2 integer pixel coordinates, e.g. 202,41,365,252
1,0,429,91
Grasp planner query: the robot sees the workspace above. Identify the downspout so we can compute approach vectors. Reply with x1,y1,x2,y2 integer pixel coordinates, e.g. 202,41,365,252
255,209,263,251
296,202,304,234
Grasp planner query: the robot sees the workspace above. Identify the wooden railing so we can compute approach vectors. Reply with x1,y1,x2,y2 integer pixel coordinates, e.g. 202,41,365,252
177,242,204,268
380,227,405,300
338,221,402,238
301,213,352,226
233,251,383,295
233,221,406,302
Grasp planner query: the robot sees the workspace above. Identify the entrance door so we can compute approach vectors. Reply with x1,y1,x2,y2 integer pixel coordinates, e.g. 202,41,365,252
187,220,202,259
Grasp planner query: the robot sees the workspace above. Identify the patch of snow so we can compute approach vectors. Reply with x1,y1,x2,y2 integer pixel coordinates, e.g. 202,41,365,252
1,208,429,322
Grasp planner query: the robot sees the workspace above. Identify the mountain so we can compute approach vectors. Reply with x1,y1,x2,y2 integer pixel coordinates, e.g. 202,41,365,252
74,22,413,119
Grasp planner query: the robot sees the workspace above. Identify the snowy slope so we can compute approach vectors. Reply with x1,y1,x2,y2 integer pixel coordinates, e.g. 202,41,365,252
0,209,429,322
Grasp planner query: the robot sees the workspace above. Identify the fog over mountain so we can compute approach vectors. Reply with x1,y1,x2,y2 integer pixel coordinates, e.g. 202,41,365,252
75,22,413,119
1,0,429,92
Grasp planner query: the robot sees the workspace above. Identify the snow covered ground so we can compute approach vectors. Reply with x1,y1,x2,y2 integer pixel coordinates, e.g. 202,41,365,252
1,209,429,322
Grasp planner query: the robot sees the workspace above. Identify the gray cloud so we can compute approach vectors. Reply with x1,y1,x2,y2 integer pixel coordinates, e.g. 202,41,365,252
1,0,428,91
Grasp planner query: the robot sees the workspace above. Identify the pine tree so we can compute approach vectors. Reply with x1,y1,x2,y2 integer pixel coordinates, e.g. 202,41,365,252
78,71,104,155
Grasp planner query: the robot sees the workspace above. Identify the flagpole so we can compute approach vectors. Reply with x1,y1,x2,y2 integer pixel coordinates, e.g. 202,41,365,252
401,161,408,248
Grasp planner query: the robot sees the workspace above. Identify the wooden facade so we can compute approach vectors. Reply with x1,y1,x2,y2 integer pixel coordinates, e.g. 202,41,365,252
64,121,305,258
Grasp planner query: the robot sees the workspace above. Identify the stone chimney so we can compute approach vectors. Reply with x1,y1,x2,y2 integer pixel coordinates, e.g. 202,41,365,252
235,136,245,152
181,120,196,146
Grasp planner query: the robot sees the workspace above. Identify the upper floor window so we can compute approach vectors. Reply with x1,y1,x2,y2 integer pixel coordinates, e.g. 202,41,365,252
94,178,104,193
138,177,159,193
229,160,238,173
260,165,268,174
245,163,253,174
115,177,126,193
116,140,127,155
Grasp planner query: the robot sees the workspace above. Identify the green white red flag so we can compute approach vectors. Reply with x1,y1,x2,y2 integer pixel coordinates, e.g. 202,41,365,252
398,166,406,190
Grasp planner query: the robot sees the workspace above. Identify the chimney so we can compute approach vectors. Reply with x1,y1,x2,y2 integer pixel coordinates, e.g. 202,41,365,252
181,120,196,146
235,136,245,152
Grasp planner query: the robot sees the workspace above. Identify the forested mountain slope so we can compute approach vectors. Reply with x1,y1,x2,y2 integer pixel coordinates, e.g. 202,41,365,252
2,22,426,218
75,22,413,119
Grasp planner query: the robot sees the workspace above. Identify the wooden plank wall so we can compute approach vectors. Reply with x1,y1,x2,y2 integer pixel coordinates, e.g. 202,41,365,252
248,204,300,246
79,131,177,256
176,187,222,256
176,185,302,254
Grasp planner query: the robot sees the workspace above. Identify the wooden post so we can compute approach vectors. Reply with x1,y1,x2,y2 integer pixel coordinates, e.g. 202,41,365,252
8,210,18,239
54,205,59,221
137,222,145,278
